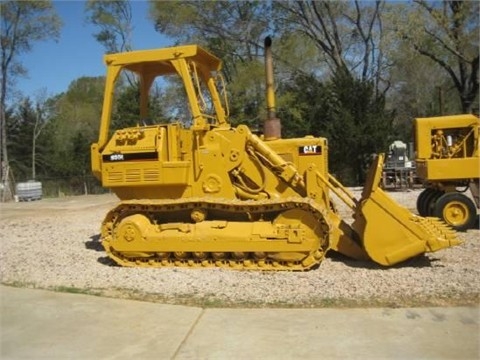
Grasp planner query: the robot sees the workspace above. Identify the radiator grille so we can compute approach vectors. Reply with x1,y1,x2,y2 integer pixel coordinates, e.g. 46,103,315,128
107,171,123,183
125,169,141,182
107,168,161,184
144,168,160,182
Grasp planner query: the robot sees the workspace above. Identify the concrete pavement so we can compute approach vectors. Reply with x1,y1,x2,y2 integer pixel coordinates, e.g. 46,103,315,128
1,285,478,359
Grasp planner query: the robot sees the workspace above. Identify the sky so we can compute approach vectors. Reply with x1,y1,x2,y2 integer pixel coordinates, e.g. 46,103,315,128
15,0,173,100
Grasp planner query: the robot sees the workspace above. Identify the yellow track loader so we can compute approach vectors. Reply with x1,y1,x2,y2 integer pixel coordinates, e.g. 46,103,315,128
91,38,460,270
415,114,479,231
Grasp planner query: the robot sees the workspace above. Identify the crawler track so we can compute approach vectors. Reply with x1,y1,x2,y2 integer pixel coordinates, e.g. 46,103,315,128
101,197,331,271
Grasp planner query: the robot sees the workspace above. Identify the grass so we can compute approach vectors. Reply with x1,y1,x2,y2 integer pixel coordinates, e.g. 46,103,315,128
52,285,102,296
2,281,478,309
1,281,101,298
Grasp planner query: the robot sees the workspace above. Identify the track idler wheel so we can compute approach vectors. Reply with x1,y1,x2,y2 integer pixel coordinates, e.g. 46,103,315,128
269,209,326,266
112,214,152,258
433,192,477,231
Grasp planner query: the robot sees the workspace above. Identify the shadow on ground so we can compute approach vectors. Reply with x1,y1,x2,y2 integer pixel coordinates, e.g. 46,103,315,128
85,234,102,251
327,251,439,269
85,234,118,266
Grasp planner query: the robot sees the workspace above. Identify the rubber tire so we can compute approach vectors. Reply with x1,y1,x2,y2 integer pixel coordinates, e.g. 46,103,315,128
422,190,438,217
417,188,434,216
427,190,444,216
420,189,440,217
433,192,477,231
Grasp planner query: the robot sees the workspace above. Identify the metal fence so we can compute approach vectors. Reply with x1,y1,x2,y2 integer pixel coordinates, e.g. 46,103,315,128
34,176,108,198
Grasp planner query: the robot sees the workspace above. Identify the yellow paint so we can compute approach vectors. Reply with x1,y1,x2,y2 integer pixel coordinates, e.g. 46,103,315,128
91,44,462,270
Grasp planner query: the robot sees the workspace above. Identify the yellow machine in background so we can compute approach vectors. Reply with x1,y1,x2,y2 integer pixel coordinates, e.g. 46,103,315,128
91,38,460,270
415,114,479,231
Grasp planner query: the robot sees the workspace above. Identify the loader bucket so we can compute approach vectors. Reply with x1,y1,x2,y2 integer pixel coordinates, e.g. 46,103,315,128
352,154,461,266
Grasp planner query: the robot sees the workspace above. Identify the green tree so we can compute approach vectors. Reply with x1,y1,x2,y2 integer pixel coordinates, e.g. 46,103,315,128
30,90,55,180
150,2,323,132
44,77,104,177
6,98,35,181
281,70,394,185
386,42,462,143
271,1,395,182
149,1,273,125
70,131,92,195
5,94,54,181
111,82,166,130
85,0,132,53
149,0,396,185
150,1,271,63
0,0,62,200
85,0,136,87
274,1,389,94
388,0,479,113
327,71,394,184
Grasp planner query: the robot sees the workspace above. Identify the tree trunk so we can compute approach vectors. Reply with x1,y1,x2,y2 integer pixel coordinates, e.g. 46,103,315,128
0,90,12,201
1,161,13,202
32,135,36,180
1,15,10,202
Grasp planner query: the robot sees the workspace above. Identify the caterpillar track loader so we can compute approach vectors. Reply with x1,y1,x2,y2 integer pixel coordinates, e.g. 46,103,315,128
414,114,480,231
91,38,460,270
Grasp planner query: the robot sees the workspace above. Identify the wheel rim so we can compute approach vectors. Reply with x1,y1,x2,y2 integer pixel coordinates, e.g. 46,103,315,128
442,201,469,226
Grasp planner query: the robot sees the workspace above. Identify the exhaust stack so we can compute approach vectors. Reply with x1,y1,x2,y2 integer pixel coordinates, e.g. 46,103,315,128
263,36,281,140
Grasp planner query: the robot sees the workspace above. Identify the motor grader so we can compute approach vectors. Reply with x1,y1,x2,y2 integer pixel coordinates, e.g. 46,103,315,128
91,38,459,270
414,114,479,231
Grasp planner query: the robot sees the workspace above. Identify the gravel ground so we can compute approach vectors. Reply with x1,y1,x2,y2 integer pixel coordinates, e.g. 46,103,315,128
1,189,479,308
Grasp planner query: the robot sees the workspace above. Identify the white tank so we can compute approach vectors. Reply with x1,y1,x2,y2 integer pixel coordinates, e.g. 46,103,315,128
15,181,42,201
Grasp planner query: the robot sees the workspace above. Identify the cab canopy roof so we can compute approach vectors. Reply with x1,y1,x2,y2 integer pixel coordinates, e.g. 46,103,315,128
103,45,222,76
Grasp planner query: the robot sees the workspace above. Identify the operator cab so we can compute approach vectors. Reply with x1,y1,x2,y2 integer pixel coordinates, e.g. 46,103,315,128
97,45,230,151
